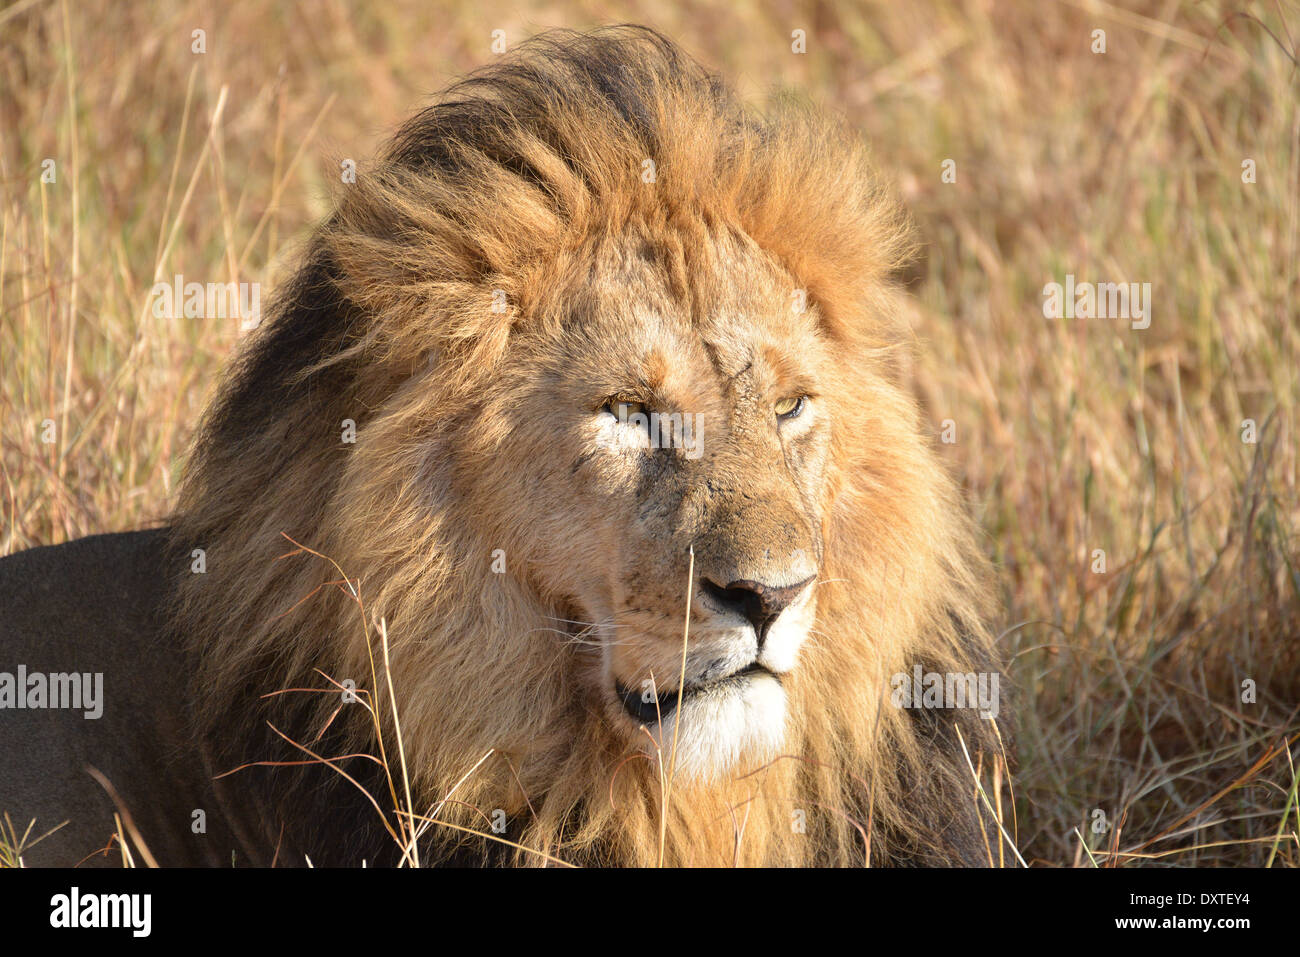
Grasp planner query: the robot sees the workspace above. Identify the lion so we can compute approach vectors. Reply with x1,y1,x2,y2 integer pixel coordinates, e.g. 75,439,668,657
0,26,1009,867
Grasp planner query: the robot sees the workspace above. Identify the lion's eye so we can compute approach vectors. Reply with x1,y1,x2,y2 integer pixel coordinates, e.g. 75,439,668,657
774,395,806,419
604,399,649,423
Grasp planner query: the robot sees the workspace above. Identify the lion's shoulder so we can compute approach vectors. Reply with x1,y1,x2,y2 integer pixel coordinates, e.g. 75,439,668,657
0,529,242,866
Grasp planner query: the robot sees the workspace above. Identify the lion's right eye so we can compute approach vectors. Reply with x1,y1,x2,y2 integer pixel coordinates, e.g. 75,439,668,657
604,399,648,422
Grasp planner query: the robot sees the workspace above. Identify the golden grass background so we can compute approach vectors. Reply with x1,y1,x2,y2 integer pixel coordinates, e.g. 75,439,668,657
1,0,1297,865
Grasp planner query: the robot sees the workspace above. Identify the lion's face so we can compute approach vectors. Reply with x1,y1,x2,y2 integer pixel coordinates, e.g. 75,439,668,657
475,229,834,780
170,27,1004,865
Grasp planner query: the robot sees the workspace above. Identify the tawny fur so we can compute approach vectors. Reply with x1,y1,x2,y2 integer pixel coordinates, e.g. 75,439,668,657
167,26,1007,867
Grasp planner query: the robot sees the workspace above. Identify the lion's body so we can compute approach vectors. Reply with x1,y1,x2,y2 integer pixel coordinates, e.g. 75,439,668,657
1,27,1008,867
0,531,247,866
0,530,436,867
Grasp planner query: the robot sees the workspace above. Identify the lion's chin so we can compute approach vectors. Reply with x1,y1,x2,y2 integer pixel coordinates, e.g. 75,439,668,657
631,672,788,783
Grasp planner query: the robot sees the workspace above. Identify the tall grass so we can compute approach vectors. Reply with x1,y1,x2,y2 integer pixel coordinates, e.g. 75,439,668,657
1,0,1296,865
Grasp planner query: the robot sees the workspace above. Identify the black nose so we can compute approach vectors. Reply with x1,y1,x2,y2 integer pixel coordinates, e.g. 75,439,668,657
700,576,815,645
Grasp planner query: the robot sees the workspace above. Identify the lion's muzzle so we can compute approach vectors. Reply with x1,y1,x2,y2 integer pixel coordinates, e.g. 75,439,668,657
698,575,815,647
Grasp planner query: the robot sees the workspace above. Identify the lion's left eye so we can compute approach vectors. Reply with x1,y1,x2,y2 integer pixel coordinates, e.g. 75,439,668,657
774,396,806,419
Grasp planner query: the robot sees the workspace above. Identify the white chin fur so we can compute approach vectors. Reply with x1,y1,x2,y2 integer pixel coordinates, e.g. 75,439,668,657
641,673,787,782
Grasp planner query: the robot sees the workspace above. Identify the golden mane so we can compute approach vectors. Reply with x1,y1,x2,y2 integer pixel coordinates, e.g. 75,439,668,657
167,25,1005,867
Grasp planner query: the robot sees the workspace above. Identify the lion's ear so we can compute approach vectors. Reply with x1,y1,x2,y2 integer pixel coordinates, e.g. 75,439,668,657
810,280,918,390
880,291,922,390
882,340,916,393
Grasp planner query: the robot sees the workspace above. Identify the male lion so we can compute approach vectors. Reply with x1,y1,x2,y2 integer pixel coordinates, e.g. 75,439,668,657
0,26,1008,867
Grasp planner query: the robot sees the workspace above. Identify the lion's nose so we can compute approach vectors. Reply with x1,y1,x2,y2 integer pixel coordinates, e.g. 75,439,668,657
700,575,815,645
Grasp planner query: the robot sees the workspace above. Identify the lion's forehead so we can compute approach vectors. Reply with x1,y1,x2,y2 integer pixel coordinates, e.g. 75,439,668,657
559,241,826,407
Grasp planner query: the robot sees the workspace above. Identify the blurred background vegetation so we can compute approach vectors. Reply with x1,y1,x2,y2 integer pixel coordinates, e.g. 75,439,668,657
1,0,1297,865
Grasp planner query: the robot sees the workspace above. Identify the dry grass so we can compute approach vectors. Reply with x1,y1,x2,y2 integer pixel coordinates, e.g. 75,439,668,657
1,0,1297,866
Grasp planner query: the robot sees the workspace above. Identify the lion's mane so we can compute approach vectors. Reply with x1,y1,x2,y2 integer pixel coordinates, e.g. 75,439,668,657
167,26,1006,867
